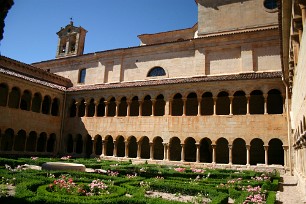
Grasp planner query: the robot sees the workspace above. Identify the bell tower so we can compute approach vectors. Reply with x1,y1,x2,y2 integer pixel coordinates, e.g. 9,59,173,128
56,20,87,59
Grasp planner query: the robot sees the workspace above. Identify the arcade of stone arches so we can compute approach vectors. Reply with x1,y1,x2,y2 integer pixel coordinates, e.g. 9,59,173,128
65,134,287,166
0,128,56,154
69,89,284,118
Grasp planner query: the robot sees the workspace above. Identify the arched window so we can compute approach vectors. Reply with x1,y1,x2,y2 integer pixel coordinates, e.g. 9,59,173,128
0,83,8,106
51,98,60,116
78,69,86,83
263,0,277,10
42,95,51,114
147,67,166,77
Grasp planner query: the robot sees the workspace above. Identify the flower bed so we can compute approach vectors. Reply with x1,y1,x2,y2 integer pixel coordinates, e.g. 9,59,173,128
0,157,279,204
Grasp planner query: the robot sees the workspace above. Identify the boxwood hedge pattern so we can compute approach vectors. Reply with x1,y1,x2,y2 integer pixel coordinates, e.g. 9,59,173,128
0,157,279,204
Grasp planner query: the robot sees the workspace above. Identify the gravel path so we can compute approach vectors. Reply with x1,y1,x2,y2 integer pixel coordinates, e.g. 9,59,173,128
276,175,305,204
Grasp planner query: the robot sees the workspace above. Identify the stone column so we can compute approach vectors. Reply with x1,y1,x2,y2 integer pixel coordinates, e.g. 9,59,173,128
196,143,200,163
181,144,185,162
94,100,99,117
115,100,120,117
197,97,202,116
151,99,156,116
138,100,143,117
101,140,105,157
264,94,268,114
212,144,216,164
165,100,170,116
149,142,154,160
246,95,250,115
182,98,187,116
75,101,79,117
137,142,141,159
300,3,306,26
127,100,131,117
104,101,109,117
283,145,289,167
228,145,232,164
229,96,233,115
113,140,117,157
163,142,168,160
282,94,286,114
84,101,89,117
246,145,250,165
213,97,217,115
125,140,129,158
264,145,269,165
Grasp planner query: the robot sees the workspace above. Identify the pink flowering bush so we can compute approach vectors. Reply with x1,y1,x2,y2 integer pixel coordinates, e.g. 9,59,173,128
30,156,39,160
126,173,137,179
191,168,205,173
174,167,186,173
48,175,109,196
242,185,267,204
107,170,119,177
61,155,72,160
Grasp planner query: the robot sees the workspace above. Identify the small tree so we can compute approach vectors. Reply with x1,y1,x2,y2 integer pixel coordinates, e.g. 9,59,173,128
0,0,14,41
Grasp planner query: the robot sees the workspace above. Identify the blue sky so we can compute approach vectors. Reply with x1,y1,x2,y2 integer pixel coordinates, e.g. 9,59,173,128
1,0,197,64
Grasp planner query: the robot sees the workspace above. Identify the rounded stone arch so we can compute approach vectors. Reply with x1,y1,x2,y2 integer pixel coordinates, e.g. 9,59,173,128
42,95,52,115
104,135,114,156
97,97,105,117
232,138,246,164
69,99,77,117
20,90,32,111
142,95,152,116
51,97,60,116
216,137,229,164
47,133,56,152
31,92,42,113
199,137,212,163
201,92,213,115
250,138,265,165
8,87,21,109
87,98,95,117
155,94,165,116
169,137,181,161
127,136,137,158
233,91,247,115
1,128,14,151
116,135,125,157
153,136,164,160
0,83,9,106
107,97,116,117
172,93,183,116
75,134,83,154
139,136,150,159
37,132,47,152
78,98,86,117
85,134,93,157
66,134,73,153
26,131,37,152
147,66,167,77
186,92,198,116
250,90,264,114
94,135,102,155
118,96,128,117
216,91,230,115
267,89,283,114
184,137,196,162
14,129,26,151
130,96,139,116
268,138,284,165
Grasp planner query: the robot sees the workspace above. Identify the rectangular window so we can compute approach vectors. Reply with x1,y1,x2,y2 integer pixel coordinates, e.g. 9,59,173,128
79,69,86,83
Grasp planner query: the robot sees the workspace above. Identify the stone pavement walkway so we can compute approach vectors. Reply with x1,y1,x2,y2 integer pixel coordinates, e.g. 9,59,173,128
276,175,305,204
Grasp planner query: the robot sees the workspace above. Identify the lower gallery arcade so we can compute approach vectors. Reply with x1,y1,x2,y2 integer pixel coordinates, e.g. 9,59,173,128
64,134,287,167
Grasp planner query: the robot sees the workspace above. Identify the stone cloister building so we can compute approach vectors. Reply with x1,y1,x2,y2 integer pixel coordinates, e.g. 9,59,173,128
0,0,294,176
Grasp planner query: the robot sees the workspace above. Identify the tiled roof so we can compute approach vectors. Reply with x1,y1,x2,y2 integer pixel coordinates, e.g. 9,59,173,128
67,71,282,92
0,67,67,91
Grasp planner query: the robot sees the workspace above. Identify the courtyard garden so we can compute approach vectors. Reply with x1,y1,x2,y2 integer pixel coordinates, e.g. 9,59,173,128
0,157,279,204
